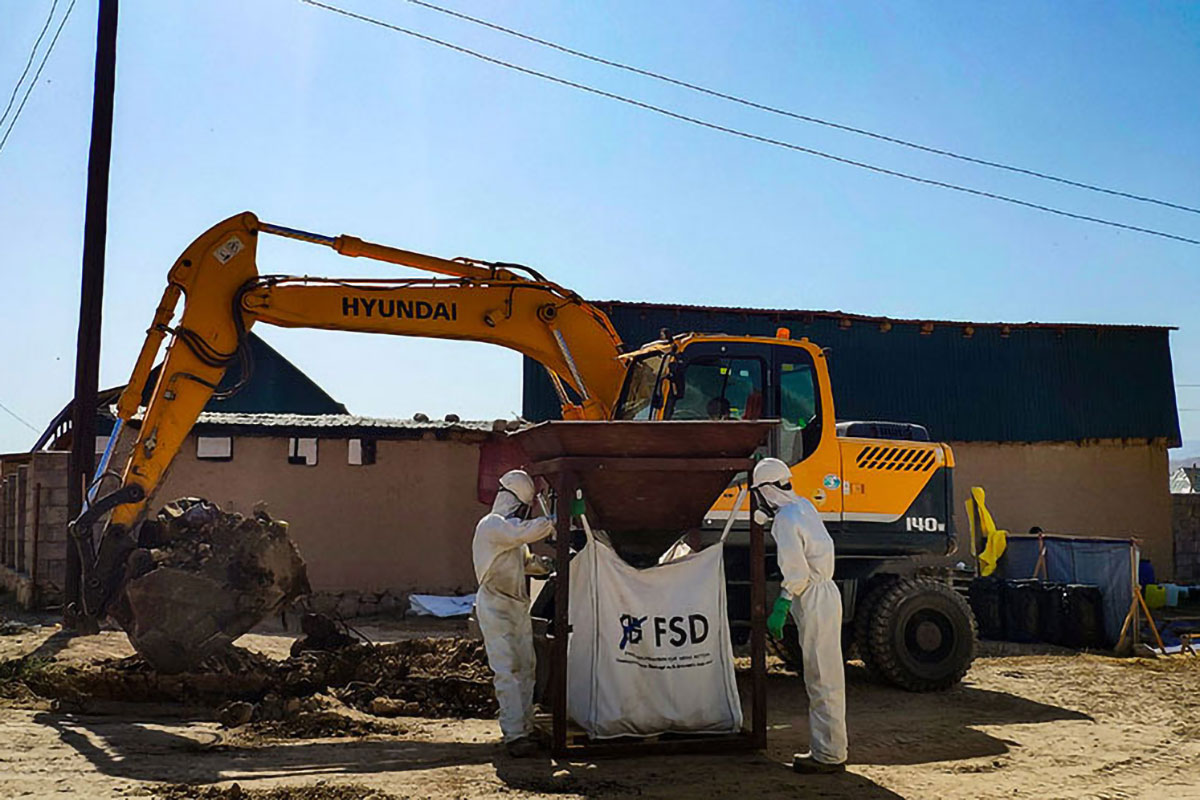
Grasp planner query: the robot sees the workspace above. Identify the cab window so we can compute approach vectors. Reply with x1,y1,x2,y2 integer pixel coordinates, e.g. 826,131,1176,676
667,358,766,421
615,353,666,420
779,359,820,462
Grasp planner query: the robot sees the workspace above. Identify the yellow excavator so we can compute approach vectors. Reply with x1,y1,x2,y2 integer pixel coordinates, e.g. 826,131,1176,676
74,212,975,690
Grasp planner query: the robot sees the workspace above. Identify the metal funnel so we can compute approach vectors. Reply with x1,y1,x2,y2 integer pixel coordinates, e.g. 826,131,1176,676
511,421,773,534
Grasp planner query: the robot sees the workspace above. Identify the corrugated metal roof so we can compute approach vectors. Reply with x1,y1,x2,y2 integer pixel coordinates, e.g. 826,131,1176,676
128,411,504,435
172,334,349,416
194,413,496,431
34,333,347,451
523,301,1181,445
594,300,1178,332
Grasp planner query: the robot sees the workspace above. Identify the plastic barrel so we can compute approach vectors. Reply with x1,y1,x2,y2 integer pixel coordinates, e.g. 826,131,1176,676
968,576,1005,640
1035,582,1067,645
1062,585,1104,649
1001,579,1041,643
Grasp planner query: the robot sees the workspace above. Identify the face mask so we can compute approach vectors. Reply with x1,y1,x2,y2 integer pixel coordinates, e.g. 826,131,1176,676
753,508,773,527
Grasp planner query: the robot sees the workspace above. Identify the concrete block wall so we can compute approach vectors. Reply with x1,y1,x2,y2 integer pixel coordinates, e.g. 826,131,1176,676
0,451,69,608
1173,494,1200,584
28,451,70,601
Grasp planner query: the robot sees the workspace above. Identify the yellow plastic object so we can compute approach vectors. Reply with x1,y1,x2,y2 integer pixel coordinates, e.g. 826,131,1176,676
966,486,1007,577
1144,584,1168,609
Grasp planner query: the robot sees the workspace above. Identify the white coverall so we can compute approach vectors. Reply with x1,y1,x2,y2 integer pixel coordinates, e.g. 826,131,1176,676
473,492,555,742
762,485,849,765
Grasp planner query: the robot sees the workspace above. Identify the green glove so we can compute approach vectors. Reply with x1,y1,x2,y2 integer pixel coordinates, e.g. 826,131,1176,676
767,595,793,640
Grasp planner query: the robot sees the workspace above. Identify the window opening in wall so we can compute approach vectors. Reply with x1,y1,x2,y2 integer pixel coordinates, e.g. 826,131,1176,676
196,436,233,461
288,437,318,466
348,438,377,465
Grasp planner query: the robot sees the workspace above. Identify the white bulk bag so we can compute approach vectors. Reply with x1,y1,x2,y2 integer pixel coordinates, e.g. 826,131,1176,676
566,532,743,739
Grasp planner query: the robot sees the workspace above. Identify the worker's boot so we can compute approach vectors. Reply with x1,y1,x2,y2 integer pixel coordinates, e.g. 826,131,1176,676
792,753,846,774
505,736,539,758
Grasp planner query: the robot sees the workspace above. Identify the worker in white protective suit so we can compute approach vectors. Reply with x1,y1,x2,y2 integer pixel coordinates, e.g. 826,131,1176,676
752,458,848,774
473,469,555,757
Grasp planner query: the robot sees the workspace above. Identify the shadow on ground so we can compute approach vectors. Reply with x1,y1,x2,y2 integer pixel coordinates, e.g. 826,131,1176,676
493,752,909,798
756,664,1092,767
36,710,908,799
35,712,496,783
30,661,1090,798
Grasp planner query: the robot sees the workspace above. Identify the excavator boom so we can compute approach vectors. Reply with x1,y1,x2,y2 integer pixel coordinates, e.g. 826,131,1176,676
75,212,628,637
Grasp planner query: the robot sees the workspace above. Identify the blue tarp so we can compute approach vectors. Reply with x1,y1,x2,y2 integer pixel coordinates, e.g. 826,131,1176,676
998,535,1134,647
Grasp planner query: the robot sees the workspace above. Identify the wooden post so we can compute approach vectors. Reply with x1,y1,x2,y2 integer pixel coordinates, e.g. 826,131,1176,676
1130,543,1140,649
1136,589,1167,652
748,476,767,749
551,472,576,757
1031,534,1047,580
67,0,120,621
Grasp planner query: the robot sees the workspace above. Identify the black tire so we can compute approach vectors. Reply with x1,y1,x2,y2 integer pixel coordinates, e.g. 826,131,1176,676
771,611,854,674
867,578,977,692
853,577,898,677
769,620,804,673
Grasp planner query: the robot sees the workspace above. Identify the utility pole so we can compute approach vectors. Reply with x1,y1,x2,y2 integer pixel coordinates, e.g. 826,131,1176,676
66,0,119,623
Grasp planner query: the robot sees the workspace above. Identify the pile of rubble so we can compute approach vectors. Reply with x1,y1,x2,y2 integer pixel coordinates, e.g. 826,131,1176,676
2,636,497,723
113,498,310,674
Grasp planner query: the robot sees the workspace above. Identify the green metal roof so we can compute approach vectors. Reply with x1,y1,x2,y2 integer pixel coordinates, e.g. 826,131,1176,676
35,333,346,450
184,334,348,416
522,302,1181,445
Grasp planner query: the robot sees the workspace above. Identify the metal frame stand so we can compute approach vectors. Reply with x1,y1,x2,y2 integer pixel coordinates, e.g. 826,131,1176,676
528,455,767,759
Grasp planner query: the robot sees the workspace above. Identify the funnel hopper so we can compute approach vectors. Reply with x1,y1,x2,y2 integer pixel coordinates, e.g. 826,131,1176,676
511,421,773,534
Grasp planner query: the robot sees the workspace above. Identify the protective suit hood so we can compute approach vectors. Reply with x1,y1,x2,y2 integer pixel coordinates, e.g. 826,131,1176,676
490,490,525,519
758,484,800,513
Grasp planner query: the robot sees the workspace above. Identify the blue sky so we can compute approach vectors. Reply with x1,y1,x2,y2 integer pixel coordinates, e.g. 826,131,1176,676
1,0,1197,454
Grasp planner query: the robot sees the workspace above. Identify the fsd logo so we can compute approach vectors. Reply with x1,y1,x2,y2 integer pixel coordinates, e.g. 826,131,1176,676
618,613,709,649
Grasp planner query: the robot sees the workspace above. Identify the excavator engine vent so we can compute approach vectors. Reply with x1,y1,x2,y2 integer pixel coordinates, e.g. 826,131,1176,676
854,445,938,472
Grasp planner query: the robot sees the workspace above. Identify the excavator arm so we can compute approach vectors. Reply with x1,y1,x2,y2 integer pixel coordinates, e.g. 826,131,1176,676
73,212,627,621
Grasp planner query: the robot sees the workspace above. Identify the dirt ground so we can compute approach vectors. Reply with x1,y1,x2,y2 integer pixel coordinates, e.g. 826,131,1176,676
2,609,1198,800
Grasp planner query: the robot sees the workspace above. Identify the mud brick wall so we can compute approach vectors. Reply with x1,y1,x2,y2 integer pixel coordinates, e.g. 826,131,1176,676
1174,494,1200,584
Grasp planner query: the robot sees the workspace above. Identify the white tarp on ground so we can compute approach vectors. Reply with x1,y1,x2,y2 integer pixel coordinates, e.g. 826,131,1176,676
408,593,477,617
567,534,743,739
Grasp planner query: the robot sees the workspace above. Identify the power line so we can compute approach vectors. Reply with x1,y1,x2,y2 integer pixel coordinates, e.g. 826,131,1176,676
0,399,40,433
0,0,76,158
0,0,59,129
403,0,1200,218
300,0,1200,247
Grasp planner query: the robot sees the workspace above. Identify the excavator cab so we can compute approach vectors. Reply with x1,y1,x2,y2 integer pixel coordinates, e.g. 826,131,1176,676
616,333,840,522
615,332,955,555
613,333,975,692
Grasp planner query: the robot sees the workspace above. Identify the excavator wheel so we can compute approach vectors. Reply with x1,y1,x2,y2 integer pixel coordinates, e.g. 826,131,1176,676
853,576,899,677
865,577,977,692
769,618,855,675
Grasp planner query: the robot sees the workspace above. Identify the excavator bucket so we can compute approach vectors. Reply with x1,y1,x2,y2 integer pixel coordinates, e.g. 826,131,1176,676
108,499,310,673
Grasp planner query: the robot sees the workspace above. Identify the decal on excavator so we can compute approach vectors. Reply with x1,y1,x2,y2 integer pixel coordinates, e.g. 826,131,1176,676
341,297,458,320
